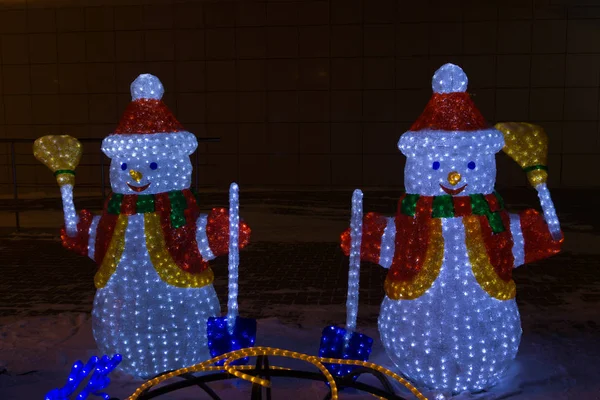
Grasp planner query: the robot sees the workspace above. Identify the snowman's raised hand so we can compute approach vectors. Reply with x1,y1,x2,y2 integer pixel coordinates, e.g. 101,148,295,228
340,212,395,268
204,207,251,257
60,209,95,257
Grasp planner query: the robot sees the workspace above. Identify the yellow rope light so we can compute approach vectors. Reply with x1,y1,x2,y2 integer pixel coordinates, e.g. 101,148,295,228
127,347,427,400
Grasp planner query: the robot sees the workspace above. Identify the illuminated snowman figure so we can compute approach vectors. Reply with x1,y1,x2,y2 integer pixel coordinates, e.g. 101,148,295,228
56,74,250,378
341,64,563,394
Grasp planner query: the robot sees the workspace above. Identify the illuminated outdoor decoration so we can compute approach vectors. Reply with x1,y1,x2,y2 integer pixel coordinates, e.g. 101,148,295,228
340,63,564,394
128,347,428,400
34,74,251,378
45,354,122,400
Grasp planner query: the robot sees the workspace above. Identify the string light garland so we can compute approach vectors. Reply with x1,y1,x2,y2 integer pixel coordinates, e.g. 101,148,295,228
340,63,563,394
127,347,427,400
34,74,251,378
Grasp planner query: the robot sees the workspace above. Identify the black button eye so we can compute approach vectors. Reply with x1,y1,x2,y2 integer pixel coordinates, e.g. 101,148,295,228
432,161,440,170
468,161,476,170
150,162,158,170
121,163,127,171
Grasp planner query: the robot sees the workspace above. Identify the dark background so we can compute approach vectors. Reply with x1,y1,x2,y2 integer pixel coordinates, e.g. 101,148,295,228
0,0,597,194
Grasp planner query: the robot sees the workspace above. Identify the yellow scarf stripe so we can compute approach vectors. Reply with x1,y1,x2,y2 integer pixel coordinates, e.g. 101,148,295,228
463,216,516,300
94,214,128,289
144,212,214,288
384,218,444,300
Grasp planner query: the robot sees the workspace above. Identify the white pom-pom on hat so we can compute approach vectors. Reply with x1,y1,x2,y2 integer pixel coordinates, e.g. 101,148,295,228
432,63,468,94
131,73,164,101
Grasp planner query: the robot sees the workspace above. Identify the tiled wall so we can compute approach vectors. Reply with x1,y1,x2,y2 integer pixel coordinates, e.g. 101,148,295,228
1,0,599,194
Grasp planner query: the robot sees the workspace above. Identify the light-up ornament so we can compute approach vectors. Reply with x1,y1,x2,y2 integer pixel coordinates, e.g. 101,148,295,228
33,135,83,237
35,74,251,379
340,63,563,394
45,354,122,400
207,182,257,366
319,190,373,377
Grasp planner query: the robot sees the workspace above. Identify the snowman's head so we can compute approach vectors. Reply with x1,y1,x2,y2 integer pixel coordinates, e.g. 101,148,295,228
399,63,504,196
106,136,196,195
102,74,198,195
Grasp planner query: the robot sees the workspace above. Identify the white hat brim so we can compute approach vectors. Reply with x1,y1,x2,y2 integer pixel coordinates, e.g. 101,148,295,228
102,132,198,159
398,128,504,156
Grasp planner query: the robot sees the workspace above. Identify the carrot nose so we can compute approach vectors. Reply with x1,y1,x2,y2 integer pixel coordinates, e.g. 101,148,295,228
129,169,143,183
447,171,462,186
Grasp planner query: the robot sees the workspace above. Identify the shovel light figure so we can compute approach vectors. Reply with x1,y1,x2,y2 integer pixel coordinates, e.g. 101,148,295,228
319,189,374,377
207,183,257,366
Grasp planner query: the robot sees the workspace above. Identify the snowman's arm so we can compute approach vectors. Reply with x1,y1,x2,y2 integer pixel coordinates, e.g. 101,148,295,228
340,212,395,268
509,209,563,268
198,208,251,258
60,209,99,259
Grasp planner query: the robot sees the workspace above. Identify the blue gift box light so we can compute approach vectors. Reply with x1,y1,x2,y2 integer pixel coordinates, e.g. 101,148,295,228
207,316,257,366
318,325,373,378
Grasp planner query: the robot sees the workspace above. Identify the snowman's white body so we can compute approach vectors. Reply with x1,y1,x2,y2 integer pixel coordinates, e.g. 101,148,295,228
90,214,220,378
378,217,522,393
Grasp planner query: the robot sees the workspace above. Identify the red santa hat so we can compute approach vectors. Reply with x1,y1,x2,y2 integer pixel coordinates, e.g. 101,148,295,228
101,74,197,159
398,63,504,156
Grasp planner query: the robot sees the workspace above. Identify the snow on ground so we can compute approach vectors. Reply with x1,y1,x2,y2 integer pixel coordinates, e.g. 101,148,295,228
0,311,599,400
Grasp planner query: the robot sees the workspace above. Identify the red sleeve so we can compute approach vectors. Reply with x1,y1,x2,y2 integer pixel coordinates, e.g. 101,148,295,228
60,210,94,257
340,212,388,264
206,208,251,257
521,209,563,264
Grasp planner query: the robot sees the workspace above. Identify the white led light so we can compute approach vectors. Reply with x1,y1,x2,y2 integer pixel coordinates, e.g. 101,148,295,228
92,215,220,378
87,215,101,260
131,73,164,101
196,214,216,261
227,182,240,334
535,183,562,241
509,214,525,268
61,184,78,237
379,217,395,269
379,218,522,393
345,189,363,335
84,74,226,378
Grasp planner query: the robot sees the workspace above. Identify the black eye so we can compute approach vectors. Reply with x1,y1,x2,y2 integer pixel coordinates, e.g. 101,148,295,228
432,161,440,170
121,163,127,171
468,161,476,170
150,162,158,170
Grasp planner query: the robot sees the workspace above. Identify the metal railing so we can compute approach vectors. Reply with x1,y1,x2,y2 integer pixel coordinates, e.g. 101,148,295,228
0,137,220,232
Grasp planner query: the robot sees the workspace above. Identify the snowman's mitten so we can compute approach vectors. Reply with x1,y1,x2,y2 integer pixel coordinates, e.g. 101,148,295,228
340,212,389,265
205,207,251,257
60,209,94,256
520,209,563,264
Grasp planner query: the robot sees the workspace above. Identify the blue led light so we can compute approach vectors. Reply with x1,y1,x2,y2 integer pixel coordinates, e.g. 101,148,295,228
207,316,257,366
318,325,373,378
432,161,440,170
45,354,122,400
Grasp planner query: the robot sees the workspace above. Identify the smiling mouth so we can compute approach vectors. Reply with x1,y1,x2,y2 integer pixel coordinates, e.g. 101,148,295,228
127,182,151,192
440,183,468,195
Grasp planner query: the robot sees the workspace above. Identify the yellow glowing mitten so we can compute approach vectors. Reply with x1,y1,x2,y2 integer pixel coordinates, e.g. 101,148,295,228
33,135,82,187
494,122,548,187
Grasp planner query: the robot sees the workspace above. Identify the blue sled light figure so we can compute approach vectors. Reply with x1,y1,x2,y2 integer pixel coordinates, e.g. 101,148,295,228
45,354,122,400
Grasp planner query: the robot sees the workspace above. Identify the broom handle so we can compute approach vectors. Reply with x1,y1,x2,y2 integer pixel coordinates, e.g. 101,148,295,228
535,183,562,241
61,184,78,237
227,182,240,334
345,189,363,335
